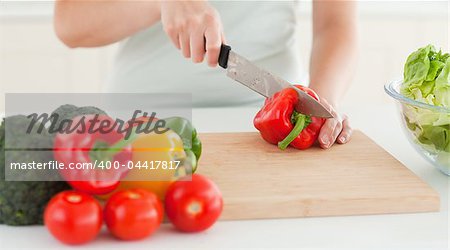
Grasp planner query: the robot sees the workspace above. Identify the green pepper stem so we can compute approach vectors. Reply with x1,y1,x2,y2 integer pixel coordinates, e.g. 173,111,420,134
103,133,138,158
278,113,308,150
91,127,140,161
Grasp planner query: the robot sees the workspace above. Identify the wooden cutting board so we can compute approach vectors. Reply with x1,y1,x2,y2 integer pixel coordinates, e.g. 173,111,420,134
196,131,439,220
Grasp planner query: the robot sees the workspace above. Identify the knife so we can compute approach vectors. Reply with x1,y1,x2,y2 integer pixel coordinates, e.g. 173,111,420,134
218,44,333,118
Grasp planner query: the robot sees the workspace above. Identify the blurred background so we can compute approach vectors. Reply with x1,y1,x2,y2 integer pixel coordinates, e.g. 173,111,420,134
0,1,448,112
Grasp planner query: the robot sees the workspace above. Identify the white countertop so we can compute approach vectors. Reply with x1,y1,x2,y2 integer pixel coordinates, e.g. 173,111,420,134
0,105,449,249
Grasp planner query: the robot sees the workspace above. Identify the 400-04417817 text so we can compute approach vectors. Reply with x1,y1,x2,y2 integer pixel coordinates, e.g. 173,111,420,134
8,160,182,171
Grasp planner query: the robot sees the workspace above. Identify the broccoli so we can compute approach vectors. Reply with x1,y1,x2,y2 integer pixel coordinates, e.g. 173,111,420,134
49,104,107,135
0,115,71,226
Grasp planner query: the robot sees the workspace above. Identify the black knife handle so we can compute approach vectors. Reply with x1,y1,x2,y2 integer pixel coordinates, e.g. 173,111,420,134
218,44,231,69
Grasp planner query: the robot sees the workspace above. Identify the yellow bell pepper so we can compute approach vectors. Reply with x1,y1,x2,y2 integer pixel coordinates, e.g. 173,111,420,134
99,129,186,200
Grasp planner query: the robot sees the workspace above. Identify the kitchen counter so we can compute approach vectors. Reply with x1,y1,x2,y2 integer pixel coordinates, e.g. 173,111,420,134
0,105,448,249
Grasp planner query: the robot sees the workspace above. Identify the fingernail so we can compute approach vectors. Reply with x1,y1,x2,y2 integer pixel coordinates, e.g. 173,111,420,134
322,137,329,147
339,136,346,143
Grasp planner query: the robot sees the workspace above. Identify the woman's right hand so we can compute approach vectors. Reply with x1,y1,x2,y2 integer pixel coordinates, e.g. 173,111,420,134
161,0,225,67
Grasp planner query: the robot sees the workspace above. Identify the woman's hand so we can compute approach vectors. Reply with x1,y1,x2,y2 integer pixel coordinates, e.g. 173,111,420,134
161,0,225,67
317,99,352,149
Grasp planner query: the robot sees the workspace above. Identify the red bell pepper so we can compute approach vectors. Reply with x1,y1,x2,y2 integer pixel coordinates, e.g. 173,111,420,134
253,85,326,150
54,114,132,195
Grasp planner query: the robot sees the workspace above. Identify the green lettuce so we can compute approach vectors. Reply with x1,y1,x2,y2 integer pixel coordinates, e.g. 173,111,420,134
400,45,450,163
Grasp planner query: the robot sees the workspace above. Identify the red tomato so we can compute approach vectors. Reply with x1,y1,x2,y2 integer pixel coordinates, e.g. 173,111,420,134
165,174,223,232
44,191,102,245
104,189,163,240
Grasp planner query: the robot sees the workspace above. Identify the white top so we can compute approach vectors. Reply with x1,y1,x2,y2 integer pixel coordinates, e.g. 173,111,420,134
105,1,305,107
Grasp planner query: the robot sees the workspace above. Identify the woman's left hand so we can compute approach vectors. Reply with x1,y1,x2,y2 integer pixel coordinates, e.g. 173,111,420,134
317,98,352,149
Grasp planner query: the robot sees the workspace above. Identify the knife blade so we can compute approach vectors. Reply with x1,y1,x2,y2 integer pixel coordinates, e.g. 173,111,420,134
218,44,333,118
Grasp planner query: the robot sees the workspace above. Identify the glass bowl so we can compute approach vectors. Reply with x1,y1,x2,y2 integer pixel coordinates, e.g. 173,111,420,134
385,80,450,176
